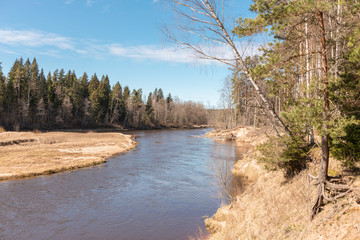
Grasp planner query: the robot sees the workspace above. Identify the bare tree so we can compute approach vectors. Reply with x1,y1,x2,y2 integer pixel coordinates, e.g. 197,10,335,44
165,0,291,135
219,76,236,129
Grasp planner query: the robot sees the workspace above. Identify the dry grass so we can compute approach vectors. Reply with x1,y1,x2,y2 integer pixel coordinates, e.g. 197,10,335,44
0,131,137,181
204,127,360,240
205,151,360,239
206,126,273,146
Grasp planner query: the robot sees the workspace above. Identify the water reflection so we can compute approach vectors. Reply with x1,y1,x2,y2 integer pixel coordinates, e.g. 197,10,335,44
208,140,252,201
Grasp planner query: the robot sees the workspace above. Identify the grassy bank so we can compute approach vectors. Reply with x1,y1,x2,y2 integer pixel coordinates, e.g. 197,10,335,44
205,127,360,240
0,130,137,181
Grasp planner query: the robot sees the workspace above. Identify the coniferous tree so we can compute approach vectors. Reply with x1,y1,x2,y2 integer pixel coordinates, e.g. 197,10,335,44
145,92,154,123
88,74,99,96
110,82,123,124
0,63,6,126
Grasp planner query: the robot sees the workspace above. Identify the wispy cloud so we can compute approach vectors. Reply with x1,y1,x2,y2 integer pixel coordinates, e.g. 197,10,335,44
0,28,258,65
0,29,75,50
107,44,196,63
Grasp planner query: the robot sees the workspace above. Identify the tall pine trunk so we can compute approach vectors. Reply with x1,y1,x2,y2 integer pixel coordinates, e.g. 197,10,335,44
318,10,330,183
305,17,315,145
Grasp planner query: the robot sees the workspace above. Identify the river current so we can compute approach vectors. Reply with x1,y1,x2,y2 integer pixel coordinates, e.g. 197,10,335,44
0,129,249,240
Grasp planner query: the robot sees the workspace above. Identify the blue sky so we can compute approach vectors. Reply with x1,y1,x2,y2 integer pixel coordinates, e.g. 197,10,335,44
0,0,254,107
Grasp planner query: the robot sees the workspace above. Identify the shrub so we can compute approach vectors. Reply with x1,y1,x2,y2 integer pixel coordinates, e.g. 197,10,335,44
331,123,360,169
258,135,310,177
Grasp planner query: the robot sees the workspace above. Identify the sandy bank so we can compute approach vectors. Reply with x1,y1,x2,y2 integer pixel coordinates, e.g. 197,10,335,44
0,131,137,181
204,127,360,239
205,126,270,146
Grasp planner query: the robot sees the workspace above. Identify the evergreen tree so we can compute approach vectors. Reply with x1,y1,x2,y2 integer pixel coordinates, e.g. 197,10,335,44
0,63,6,126
79,72,89,99
145,92,154,123
123,86,130,100
110,82,123,124
88,73,99,96
157,88,164,101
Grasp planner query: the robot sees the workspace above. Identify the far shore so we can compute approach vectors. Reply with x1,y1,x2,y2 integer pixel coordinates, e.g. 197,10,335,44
0,130,137,181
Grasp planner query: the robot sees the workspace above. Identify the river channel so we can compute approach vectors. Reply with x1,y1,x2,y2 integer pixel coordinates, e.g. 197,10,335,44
0,129,250,240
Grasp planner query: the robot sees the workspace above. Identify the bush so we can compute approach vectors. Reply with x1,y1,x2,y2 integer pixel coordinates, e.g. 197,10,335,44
331,123,360,169
258,135,310,177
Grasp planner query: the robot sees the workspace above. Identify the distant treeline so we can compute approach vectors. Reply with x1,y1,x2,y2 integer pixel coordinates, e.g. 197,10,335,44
0,58,208,130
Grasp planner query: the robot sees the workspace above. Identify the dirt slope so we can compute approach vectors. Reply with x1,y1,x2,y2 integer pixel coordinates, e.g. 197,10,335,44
205,127,360,240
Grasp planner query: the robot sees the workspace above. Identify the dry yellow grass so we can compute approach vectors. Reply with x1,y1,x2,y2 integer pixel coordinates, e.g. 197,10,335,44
206,126,272,146
0,131,137,181
204,127,360,240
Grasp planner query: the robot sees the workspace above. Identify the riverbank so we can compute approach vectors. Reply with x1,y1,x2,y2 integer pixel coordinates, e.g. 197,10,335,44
0,130,137,181
204,127,360,239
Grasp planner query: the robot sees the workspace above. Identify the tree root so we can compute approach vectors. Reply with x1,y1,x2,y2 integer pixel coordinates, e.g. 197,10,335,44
309,176,358,220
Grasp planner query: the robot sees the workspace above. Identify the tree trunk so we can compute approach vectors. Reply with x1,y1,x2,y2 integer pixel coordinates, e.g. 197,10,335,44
311,11,330,218
305,17,315,145
318,10,330,183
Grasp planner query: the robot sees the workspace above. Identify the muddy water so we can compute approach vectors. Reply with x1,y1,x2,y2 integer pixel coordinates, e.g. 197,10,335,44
0,129,250,240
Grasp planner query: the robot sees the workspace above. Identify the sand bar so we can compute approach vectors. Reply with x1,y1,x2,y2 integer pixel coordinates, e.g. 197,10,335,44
0,131,137,181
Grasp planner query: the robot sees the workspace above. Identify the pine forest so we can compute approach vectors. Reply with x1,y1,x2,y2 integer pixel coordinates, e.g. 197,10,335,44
0,58,208,131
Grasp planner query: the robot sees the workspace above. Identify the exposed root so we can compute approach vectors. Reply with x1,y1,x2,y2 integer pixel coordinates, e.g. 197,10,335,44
309,175,359,219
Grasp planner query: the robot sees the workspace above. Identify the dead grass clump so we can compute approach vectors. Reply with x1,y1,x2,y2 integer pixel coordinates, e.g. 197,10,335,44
0,126,5,133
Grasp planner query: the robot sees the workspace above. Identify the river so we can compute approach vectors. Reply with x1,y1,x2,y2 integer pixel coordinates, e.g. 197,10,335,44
0,129,250,240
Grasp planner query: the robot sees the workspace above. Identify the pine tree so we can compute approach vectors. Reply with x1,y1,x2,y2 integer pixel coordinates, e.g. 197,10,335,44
0,63,6,126
145,92,154,123
79,72,89,99
88,74,99,96
110,82,123,124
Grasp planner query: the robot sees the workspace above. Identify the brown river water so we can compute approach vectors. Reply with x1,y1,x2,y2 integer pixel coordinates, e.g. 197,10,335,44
0,129,250,240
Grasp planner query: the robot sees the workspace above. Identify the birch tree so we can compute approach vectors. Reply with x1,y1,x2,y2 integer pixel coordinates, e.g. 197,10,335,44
165,0,291,135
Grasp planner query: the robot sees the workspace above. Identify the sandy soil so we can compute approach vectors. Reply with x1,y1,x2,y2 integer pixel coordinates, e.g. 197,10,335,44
206,126,272,146
0,131,137,181
204,127,360,240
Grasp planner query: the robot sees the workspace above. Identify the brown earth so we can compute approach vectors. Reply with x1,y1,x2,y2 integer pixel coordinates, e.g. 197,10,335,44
0,130,137,181
205,127,360,240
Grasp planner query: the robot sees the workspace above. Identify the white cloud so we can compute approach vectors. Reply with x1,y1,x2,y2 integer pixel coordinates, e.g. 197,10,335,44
0,29,75,50
0,28,259,65
107,44,196,63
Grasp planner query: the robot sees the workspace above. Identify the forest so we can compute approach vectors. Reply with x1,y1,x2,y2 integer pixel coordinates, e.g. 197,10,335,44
0,58,208,131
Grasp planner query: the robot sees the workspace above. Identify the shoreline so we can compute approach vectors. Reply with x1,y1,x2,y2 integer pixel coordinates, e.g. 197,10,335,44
204,127,360,239
0,130,137,181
